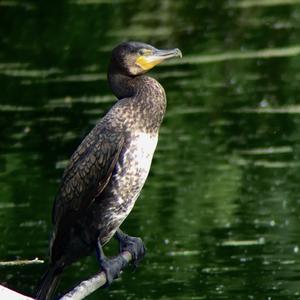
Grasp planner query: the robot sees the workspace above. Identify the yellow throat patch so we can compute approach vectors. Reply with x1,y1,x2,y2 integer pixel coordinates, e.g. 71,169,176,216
135,55,162,71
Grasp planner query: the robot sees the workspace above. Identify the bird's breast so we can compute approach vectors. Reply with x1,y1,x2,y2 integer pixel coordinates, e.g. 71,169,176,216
107,131,158,215
115,131,158,197
93,131,158,245
127,131,158,173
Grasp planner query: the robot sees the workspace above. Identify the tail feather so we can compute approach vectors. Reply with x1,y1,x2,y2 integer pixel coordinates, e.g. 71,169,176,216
36,266,62,300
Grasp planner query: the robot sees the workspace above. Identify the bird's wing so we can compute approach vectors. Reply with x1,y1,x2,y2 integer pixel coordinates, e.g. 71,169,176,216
52,126,124,225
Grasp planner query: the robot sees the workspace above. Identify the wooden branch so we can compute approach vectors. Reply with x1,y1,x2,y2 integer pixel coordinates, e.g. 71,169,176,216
59,251,132,300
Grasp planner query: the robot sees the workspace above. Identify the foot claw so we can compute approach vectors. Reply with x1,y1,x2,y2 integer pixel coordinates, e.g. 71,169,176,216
118,235,146,268
99,256,126,287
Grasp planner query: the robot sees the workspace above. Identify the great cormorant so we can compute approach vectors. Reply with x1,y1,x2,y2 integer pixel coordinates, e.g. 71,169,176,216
36,41,182,300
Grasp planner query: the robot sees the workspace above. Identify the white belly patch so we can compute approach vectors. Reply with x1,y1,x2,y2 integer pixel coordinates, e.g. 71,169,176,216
108,132,158,223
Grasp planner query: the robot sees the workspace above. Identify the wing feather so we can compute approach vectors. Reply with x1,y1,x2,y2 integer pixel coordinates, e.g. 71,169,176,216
52,126,124,225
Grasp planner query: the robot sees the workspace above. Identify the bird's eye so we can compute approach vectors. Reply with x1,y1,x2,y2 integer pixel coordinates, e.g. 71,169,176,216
138,49,152,56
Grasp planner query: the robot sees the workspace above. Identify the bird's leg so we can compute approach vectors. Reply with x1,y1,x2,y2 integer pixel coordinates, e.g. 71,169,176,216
96,239,127,287
115,229,146,267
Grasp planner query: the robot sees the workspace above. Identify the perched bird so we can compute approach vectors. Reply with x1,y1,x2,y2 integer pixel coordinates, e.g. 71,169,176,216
36,41,182,300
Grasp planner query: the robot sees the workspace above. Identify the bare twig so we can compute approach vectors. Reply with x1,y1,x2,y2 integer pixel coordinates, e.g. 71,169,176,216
0,258,44,299
59,251,132,300
0,257,44,267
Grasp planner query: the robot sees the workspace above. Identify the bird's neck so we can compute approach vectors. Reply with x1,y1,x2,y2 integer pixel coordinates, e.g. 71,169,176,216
108,66,165,101
108,66,135,99
108,67,167,132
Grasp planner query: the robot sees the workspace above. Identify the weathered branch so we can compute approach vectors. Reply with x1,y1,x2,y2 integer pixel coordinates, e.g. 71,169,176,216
59,251,132,300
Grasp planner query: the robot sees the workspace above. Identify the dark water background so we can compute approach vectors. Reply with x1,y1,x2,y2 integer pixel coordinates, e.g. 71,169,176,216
2,0,300,299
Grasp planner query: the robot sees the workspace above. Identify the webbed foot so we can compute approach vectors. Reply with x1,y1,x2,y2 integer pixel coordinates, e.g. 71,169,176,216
96,241,126,287
115,229,146,268
99,256,127,286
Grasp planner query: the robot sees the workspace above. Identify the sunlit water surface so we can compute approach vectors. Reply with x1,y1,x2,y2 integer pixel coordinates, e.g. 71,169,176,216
1,0,300,299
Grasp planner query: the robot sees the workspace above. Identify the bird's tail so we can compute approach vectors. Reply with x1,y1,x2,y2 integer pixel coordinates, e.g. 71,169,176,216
36,265,62,300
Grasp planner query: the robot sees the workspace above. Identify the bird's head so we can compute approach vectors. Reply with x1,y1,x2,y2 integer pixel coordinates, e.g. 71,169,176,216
110,41,182,76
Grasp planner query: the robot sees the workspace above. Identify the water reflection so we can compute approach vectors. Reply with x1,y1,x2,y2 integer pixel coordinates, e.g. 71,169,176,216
1,0,300,299
166,45,300,65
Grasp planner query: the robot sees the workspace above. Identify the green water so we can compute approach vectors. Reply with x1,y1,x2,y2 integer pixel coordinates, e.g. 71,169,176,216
2,0,300,299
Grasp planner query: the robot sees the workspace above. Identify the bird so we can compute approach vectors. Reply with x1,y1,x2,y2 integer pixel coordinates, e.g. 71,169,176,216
36,41,182,300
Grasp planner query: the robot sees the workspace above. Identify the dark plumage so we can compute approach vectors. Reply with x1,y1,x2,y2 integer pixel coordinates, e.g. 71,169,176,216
36,41,182,300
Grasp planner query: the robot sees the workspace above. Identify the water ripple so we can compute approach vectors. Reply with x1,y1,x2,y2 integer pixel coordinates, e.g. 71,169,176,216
232,0,300,8
166,45,300,66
